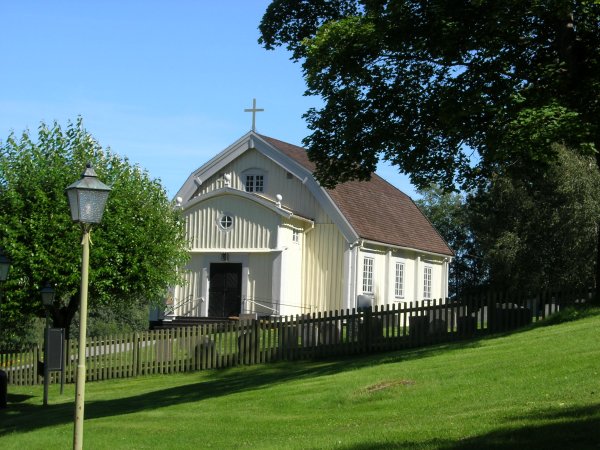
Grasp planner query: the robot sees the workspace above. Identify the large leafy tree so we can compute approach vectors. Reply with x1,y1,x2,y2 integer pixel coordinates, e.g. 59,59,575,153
260,0,599,186
469,145,600,294
0,119,188,345
260,0,600,285
416,185,486,297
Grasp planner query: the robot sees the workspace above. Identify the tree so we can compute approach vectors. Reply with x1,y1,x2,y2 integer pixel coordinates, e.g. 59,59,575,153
468,145,600,294
260,0,600,284
0,119,188,346
415,185,486,297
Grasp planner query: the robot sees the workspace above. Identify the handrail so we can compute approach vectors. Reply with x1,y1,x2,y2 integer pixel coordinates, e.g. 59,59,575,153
242,297,279,315
164,294,204,318
241,297,312,316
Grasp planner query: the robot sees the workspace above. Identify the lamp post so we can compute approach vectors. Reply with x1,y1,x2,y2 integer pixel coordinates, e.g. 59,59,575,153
66,164,111,450
40,283,55,406
0,248,9,283
0,248,10,409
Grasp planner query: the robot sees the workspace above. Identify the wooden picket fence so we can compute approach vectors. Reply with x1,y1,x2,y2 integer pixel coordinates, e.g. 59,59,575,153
1,288,594,386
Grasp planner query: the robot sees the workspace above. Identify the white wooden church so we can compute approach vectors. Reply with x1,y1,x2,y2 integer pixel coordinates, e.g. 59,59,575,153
165,127,453,320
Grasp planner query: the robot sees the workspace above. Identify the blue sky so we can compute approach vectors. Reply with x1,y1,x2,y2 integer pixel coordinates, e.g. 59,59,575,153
0,1,417,199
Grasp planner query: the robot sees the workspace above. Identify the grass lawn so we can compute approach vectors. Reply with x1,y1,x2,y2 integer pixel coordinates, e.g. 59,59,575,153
1,308,599,449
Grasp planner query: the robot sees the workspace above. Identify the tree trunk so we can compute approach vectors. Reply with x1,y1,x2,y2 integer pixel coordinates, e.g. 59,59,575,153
596,152,600,301
50,295,79,340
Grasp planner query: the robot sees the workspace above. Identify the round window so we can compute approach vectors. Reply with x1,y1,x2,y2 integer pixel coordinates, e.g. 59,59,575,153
219,214,233,230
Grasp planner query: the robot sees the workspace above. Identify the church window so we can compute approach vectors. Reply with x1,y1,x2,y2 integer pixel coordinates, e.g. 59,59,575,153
245,174,264,192
362,257,374,294
423,265,432,299
395,262,405,298
292,229,300,243
218,214,233,230
242,168,267,193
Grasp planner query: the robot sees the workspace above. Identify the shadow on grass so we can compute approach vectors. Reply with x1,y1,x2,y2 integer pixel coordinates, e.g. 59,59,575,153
343,404,600,450
1,310,596,439
6,393,35,403
0,338,484,436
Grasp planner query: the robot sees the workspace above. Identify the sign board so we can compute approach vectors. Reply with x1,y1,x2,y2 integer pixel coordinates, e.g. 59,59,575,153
45,328,64,371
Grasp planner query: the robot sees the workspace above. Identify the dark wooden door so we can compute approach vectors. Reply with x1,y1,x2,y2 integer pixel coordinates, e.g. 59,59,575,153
208,263,242,318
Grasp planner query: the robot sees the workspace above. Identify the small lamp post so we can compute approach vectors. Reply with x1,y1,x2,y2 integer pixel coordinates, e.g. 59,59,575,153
41,283,55,307
0,249,10,283
0,248,10,409
40,283,55,406
66,164,111,450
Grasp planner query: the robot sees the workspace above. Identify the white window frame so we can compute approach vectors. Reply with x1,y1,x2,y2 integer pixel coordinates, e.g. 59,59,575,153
362,256,374,294
292,229,300,244
423,265,432,299
217,213,234,231
394,261,405,298
242,169,267,193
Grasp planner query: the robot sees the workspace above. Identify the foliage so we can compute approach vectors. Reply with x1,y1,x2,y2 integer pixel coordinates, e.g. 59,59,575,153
416,185,486,296
74,301,150,338
0,118,188,345
259,1,600,191
468,145,600,293
536,305,600,326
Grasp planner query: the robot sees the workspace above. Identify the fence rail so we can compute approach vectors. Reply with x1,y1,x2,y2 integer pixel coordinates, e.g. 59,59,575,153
1,289,594,386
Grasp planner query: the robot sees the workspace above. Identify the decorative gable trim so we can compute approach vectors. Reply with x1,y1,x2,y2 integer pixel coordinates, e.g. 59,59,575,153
183,186,294,219
176,131,255,204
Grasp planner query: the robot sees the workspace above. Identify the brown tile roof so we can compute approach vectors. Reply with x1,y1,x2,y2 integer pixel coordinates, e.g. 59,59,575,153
260,135,453,257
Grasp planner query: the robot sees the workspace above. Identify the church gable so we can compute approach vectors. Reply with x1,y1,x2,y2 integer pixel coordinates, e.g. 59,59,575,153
183,191,282,251
183,141,329,224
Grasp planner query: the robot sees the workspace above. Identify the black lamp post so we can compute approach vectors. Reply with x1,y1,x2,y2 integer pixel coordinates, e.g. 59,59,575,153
0,249,9,283
0,247,11,409
65,164,111,450
40,283,55,406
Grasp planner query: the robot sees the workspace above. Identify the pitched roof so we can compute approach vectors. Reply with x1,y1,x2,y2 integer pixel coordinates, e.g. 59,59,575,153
259,135,453,257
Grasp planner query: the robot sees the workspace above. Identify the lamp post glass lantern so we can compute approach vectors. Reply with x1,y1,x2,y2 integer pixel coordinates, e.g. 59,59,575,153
66,164,111,225
66,163,111,450
40,283,55,307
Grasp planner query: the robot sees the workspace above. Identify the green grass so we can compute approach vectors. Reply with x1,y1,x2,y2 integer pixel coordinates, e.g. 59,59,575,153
2,309,600,449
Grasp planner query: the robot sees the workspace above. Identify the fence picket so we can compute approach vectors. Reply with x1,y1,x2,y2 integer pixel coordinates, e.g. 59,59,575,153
2,288,594,387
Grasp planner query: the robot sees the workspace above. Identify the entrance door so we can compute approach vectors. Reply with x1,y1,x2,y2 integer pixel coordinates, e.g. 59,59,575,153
208,263,242,318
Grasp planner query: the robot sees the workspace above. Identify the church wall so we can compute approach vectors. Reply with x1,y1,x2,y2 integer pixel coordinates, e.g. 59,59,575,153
184,195,279,250
278,221,304,317
173,254,204,317
358,245,447,307
246,253,275,316
301,224,346,313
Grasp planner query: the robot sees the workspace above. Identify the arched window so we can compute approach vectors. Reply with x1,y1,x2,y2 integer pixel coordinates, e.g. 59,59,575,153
242,168,267,193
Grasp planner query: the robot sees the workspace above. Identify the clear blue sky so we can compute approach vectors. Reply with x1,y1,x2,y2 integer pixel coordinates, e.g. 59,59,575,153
0,1,418,199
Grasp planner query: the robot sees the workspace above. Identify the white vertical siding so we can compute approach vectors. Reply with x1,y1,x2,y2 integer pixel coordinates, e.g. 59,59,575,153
279,222,304,316
302,224,346,313
174,255,204,317
184,195,279,249
246,253,275,315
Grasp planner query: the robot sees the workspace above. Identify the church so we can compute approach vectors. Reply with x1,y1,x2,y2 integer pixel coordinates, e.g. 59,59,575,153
165,118,453,320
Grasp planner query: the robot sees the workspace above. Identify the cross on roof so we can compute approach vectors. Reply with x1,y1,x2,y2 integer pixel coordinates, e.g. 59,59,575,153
244,98,264,132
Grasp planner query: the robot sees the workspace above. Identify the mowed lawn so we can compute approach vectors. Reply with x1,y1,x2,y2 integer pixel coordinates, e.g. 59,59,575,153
2,309,599,449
